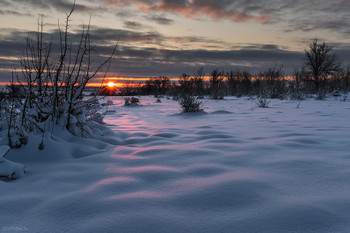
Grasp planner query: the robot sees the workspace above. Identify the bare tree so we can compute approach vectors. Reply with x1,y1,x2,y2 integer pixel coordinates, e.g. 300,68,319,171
304,39,339,92
178,73,193,96
147,77,169,97
192,67,205,97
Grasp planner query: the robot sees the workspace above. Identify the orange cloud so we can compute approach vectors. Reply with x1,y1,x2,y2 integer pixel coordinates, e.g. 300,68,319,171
106,0,275,24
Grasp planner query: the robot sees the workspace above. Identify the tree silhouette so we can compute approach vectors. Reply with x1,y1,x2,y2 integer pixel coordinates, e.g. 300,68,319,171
304,39,339,92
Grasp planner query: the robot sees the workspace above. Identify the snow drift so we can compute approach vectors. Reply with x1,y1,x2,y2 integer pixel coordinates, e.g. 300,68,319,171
1,96,350,233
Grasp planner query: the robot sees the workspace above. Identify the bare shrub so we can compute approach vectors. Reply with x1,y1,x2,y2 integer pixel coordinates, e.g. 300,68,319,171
316,90,326,100
256,94,270,108
124,97,140,106
258,66,285,99
7,2,117,148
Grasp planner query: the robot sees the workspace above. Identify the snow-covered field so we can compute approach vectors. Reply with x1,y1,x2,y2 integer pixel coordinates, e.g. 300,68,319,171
1,96,350,233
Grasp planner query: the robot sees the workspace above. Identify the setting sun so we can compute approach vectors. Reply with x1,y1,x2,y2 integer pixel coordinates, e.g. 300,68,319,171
107,81,116,88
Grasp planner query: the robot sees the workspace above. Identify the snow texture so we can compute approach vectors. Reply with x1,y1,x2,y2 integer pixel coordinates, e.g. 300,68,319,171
1,96,350,233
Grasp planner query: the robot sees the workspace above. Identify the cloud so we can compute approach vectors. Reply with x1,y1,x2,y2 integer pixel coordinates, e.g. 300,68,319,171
123,20,143,29
5,0,350,37
101,0,350,36
136,0,274,23
0,26,308,81
5,24,350,82
146,15,174,25
3,0,350,82
86,27,163,45
8,0,97,13
105,46,304,78
286,17,350,36
276,0,350,36
52,0,94,12
102,0,275,23
0,9,32,17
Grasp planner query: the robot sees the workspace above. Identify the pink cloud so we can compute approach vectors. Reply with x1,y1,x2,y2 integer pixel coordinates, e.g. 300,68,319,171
104,0,274,24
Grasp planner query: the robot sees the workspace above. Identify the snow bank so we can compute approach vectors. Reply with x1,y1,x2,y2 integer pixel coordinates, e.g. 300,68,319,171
1,96,350,232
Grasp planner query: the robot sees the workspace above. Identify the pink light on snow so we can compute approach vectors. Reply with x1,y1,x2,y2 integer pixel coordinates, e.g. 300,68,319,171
85,176,136,192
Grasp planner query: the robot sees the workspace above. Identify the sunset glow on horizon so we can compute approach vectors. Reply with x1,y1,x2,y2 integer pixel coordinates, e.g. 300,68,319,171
1,1,350,82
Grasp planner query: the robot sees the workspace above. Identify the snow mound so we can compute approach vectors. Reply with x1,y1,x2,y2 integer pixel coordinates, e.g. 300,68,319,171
0,146,25,180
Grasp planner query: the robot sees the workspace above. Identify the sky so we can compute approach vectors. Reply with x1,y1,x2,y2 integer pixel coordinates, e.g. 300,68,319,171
1,0,350,82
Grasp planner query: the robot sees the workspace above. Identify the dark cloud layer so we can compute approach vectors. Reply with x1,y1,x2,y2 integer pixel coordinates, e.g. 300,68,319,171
0,26,307,81
9,0,94,12
3,24,350,81
146,15,174,25
123,20,143,29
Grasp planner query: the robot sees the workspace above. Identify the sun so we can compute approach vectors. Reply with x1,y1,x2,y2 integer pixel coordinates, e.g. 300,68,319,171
107,81,116,88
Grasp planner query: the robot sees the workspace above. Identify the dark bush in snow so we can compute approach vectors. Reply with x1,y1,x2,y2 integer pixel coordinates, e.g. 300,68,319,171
256,95,270,108
124,97,140,106
179,95,202,113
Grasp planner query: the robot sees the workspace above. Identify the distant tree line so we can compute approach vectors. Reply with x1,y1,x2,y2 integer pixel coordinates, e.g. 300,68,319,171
114,65,349,100
108,40,349,100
